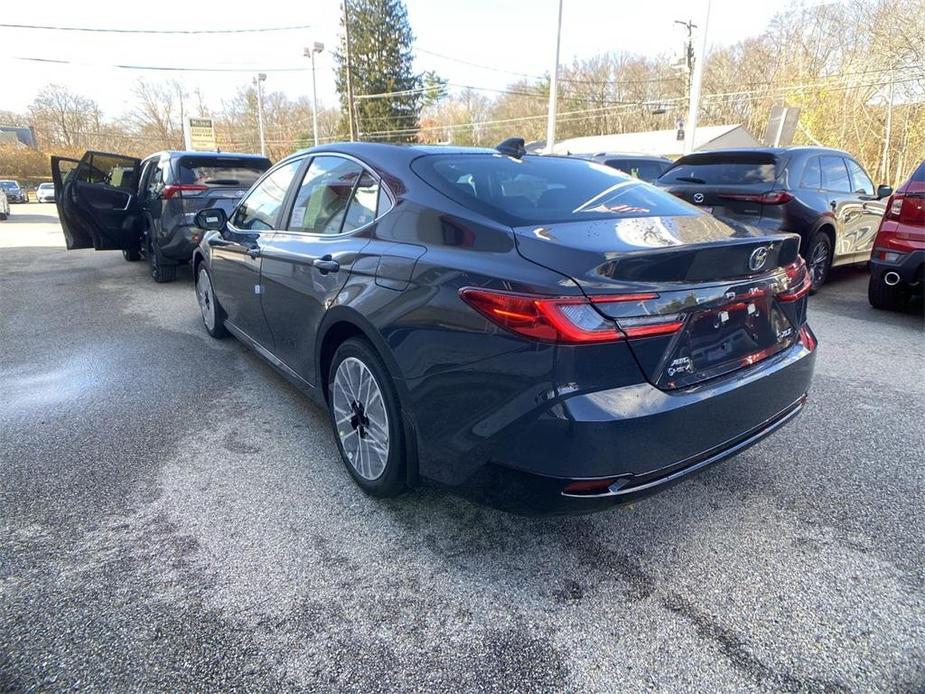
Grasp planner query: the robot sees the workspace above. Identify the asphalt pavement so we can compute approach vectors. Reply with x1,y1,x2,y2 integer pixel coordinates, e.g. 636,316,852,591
1,204,923,693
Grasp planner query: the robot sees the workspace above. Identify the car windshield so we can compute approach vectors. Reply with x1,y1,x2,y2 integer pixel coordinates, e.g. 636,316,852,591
177,156,271,186
39,183,53,190
412,154,697,225
911,161,925,183
659,152,781,185
0,181,18,190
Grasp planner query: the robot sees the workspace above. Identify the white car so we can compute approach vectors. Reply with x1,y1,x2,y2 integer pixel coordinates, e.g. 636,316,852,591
0,189,9,220
37,182,55,203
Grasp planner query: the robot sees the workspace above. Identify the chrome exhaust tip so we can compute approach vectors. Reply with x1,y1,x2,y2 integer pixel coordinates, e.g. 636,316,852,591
884,271,901,286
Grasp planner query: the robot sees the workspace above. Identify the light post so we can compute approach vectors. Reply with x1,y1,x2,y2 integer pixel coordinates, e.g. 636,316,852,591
544,0,564,154
304,42,325,147
254,72,267,156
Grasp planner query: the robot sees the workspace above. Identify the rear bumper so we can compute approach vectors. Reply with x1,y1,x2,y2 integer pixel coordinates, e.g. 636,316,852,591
870,250,925,287
440,330,816,513
157,223,204,262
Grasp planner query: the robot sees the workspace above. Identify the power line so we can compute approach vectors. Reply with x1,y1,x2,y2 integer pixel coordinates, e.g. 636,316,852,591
0,22,312,34
12,56,310,73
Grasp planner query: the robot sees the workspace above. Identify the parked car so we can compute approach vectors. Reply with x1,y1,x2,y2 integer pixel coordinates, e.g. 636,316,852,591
188,140,816,513
656,147,892,291
51,150,272,282
0,179,27,203
868,160,925,310
36,182,55,203
0,188,8,220
576,152,673,183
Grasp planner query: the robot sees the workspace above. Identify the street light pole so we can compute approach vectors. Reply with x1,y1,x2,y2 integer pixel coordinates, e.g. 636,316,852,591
254,73,267,156
544,0,564,154
342,0,357,142
683,1,710,155
304,42,325,147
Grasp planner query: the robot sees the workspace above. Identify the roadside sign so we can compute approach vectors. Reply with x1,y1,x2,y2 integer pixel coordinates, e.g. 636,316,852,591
184,117,217,151
763,106,801,147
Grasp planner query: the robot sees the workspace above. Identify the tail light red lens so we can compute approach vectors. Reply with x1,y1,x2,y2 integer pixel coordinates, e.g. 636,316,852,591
161,184,208,200
458,288,684,344
719,190,793,205
885,193,925,226
777,257,812,302
799,324,817,351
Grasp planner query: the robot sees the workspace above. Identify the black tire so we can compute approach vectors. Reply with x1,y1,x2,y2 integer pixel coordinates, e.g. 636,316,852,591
122,247,142,262
0,213,7,221
148,234,177,283
195,264,228,338
868,273,905,311
805,231,832,293
327,338,406,497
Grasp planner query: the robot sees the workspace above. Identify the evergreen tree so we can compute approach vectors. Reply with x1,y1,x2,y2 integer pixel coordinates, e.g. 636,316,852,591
335,0,422,142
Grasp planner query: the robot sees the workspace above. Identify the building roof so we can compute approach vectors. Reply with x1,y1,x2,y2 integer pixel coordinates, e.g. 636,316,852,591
537,124,763,159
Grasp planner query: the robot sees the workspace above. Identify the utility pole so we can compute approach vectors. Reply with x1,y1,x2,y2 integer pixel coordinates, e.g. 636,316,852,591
342,0,357,142
544,0,564,154
683,0,710,155
304,42,325,147
254,73,267,156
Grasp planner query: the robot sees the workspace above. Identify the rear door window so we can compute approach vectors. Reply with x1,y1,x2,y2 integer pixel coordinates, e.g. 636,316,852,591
658,153,779,185
287,156,376,235
820,156,852,193
845,158,874,195
177,156,271,187
230,159,301,231
413,154,695,226
800,157,821,189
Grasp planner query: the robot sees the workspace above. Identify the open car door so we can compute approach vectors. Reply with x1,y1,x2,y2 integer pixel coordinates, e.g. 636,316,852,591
51,151,142,250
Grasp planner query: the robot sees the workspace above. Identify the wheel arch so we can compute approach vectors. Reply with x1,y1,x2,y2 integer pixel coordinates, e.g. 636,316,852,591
315,306,420,486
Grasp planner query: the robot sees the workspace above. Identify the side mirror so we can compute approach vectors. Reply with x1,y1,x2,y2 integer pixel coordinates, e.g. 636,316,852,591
877,184,893,199
194,207,227,231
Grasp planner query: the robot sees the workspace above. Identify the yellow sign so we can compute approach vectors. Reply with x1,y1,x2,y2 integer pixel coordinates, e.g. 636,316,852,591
187,118,216,151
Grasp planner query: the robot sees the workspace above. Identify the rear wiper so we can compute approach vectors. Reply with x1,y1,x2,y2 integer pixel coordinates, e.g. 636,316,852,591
202,179,240,185
673,176,706,184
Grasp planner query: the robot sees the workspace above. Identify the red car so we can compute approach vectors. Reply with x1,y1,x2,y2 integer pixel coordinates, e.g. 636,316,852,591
868,160,925,310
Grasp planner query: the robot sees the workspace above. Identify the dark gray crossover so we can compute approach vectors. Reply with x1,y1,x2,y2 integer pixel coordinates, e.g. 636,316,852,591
191,141,817,513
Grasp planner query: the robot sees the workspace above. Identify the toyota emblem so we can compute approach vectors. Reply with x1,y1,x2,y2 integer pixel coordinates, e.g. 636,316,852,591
749,246,770,272
693,192,704,203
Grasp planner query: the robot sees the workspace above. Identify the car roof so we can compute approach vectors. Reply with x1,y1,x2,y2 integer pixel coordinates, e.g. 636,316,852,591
148,150,272,161
676,146,852,159
583,152,673,162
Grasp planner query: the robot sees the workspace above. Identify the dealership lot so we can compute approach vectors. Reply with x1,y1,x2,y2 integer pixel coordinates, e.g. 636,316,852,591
1,207,923,691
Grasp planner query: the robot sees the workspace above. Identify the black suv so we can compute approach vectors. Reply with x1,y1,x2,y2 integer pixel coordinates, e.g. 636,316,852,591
656,147,892,290
52,150,271,282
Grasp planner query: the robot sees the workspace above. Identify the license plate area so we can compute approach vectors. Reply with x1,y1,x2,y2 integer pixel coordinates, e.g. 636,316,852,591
659,293,796,389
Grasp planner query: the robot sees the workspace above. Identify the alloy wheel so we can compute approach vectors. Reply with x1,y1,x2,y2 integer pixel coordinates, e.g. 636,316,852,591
332,356,390,480
197,268,216,331
809,239,830,289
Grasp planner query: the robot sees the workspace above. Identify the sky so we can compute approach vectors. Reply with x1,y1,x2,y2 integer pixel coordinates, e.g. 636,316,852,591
0,0,799,121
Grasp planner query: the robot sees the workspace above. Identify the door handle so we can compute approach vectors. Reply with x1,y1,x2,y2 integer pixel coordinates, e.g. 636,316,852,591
247,247,261,258
312,255,340,274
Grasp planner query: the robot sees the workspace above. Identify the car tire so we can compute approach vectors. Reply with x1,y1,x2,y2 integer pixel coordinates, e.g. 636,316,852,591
806,231,832,293
0,213,7,221
328,338,406,497
122,247,142,262
868,273,905,311
148,234,177,283
195,264,228,338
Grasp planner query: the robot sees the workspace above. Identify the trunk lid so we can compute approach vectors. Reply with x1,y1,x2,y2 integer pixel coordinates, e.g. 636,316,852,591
513,213,806,390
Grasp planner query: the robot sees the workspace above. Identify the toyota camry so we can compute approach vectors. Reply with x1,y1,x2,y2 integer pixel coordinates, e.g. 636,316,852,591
191,139,816,513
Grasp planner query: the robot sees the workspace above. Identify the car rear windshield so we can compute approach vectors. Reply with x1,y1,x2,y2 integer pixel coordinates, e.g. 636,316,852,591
411,154,696,225
604,159,669,182
911,161,925,183
176,156,271,187
658,152,781,185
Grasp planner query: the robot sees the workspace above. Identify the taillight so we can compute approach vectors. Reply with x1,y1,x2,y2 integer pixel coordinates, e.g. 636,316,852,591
458,288,683,344
885,193,925,226
719,190,793,205
799,324,817,351
161,184,208,200
777,257,812,302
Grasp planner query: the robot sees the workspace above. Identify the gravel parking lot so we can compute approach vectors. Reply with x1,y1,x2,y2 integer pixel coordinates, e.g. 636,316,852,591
2,205,923,692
